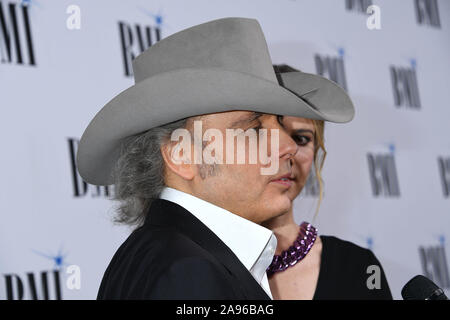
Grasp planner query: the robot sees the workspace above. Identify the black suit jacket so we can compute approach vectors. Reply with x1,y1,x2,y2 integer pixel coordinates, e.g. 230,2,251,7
97,198,271,300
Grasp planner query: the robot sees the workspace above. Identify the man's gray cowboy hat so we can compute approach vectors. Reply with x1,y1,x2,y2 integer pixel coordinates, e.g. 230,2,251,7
76,17,354,186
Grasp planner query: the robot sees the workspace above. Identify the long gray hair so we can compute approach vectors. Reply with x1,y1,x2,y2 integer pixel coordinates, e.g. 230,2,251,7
110,117,189,229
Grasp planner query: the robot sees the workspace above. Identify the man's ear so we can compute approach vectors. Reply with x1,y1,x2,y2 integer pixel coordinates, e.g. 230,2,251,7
160,141,196,181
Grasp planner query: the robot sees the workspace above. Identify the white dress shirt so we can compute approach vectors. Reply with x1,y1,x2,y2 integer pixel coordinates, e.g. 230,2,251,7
159,187,277,299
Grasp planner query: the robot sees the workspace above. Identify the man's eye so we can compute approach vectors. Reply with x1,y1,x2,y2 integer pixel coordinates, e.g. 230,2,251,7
251,123,263,132
293,135,312,146
253,125,263,132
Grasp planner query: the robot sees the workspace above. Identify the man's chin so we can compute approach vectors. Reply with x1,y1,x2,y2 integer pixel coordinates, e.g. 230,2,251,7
266,197,292,218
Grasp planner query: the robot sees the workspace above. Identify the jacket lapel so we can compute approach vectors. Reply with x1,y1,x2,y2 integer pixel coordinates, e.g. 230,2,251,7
145,198,271,300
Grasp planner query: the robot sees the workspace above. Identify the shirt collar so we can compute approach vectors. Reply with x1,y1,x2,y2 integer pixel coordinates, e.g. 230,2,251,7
159,187,276,282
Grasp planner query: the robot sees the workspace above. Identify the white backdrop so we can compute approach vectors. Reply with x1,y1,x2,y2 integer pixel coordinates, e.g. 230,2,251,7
1,0,449,300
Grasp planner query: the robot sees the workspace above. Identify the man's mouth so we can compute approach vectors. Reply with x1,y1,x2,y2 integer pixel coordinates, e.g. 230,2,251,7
270,173,295,188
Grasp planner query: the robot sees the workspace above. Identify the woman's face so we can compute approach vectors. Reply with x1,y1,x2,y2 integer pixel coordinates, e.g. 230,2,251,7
279,116,316,200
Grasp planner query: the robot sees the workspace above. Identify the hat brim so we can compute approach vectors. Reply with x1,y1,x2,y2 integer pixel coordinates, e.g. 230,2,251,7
77,67,354,186
278,71,355,123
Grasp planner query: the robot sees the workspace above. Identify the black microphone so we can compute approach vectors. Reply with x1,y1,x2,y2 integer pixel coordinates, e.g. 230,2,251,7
401,275,448,300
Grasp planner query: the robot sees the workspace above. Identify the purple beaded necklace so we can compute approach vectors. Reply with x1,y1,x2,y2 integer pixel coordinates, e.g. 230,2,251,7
266,221,318,277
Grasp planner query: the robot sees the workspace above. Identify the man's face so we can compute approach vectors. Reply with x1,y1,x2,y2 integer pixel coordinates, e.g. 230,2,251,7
185,111,316,224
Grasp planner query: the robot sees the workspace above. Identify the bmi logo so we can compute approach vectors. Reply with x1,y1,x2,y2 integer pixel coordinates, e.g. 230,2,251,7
119,9,163,77
2,246,69,300
390,60,421,109
367,145,400,197
3,270,62,300
414,0,441,28
68,138,114,198
0,0,36,66
345,0,373,13
438,156,450,198
314,49,348,91
419,236,450,290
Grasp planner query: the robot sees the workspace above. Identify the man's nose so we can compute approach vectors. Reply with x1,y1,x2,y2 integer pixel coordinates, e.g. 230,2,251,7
278,127,298,161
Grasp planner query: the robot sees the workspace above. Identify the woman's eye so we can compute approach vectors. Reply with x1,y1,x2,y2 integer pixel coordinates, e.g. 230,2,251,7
293,135,312,146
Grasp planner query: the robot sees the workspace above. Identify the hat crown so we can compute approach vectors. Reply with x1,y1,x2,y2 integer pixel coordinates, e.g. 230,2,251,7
132,17,278,84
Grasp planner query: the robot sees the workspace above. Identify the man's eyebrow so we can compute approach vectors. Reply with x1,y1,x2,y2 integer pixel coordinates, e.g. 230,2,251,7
230,112,264,128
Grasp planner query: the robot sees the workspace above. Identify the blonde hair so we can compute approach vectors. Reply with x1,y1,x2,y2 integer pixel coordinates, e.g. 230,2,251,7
311,119,327,221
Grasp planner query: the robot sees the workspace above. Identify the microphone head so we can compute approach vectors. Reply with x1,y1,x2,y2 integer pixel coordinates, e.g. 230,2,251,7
401,275,447,300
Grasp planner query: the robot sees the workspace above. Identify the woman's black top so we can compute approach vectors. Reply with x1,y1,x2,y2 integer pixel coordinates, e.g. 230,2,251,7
312,235,393,300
